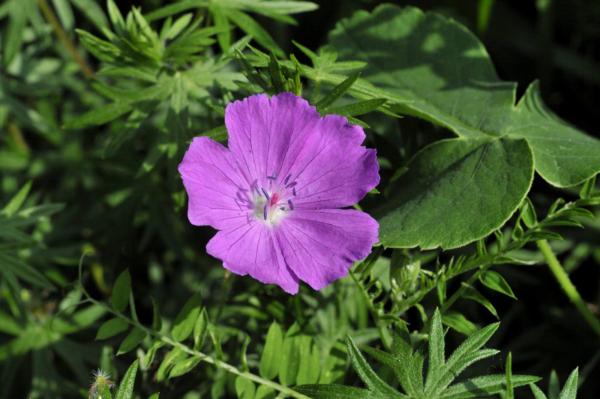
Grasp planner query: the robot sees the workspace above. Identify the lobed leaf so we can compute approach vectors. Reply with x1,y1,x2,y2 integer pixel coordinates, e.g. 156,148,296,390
345,336,404,398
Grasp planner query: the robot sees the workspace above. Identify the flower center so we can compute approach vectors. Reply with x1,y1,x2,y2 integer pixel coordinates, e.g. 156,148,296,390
247,174,297,226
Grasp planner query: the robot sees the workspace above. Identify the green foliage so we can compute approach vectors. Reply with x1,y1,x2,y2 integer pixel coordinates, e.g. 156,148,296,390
377,137,534,249
1,0,599,397
320,4,600,249
298,310,539,398
530,369,579,399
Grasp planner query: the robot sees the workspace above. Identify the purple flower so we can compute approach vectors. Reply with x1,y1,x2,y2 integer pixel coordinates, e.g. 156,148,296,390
178,93,380,294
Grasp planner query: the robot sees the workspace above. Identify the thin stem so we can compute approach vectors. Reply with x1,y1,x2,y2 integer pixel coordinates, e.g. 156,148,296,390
77,258,308,398
349,269,393,350
38,0,94,78
441,266,489,313
537,239,600,338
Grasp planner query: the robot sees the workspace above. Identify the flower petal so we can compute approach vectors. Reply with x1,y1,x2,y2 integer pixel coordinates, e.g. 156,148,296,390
178,136,250,230
206,223,300,294
225,93,379,208
276,209,379,290
290,117,379,209
225,92,321,189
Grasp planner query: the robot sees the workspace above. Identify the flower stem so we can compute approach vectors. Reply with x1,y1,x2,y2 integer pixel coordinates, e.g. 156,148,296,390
537,239,600,338
38,0,94,78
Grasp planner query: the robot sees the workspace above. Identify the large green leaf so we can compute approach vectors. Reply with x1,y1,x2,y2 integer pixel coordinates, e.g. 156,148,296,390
328,4,600,188
377,137,534,249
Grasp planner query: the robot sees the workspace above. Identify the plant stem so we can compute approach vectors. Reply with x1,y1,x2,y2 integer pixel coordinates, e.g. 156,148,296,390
160,336,310,399
537,239,600,338
77,257,309,399
38,0,94,78
349,269,393,350
441,266,490,313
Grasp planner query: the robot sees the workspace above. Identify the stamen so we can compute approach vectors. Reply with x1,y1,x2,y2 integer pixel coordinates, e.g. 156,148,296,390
286,181,297,188
292,188,297,196
261,188,270,200
263,204,268,220
267,175,277,180
284,174,291,184
288,199,294,210
251,180,260,195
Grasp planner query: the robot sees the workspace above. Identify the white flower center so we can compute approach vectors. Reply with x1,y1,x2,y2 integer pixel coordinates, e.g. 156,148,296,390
246,174,297,227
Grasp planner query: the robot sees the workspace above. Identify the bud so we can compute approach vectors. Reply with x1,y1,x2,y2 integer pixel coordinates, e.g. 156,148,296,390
89,369,114,399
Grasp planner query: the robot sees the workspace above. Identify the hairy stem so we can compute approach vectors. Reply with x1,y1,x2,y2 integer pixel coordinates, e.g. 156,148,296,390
38,0,94,78
537,239,600,338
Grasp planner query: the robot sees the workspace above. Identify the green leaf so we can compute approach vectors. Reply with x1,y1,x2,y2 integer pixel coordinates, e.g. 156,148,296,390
326,98,387,117
235,376,256,399
111,270,131,312
549,370,561,399
328,5,600,188
96,318,129,340
163,13,193,40
559,368,578,399
106,0,125,34
192,308,209,350
296,384,384,399
316,72,361,110
361,343,421,397
171,293,203,342
442,312,478,336
346,336,403,397
377,137,534,249
142,341,165,369
0,252,53,288
425,309,445,393
115,360,139,399
254,385,275,399
579,175,596,199
461,283,499,318
117,327,146,355
2,181,31,216
296,337,321,385
226,9,283,57
211,6,231,51
70,0,109,30
430,322,500,394
279,332,300,386
156,347,187,382
3,0,34,67
170,72,188,114
259,322,283,379
479,270,517,299
52,0,75,31
64,102,132,129
168,356,201,378
439,374,540,399
530,384,549,399
520,198,538,228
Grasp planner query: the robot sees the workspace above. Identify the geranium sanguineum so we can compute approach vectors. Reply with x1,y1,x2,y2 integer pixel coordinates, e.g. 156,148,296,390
178,92,380,294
